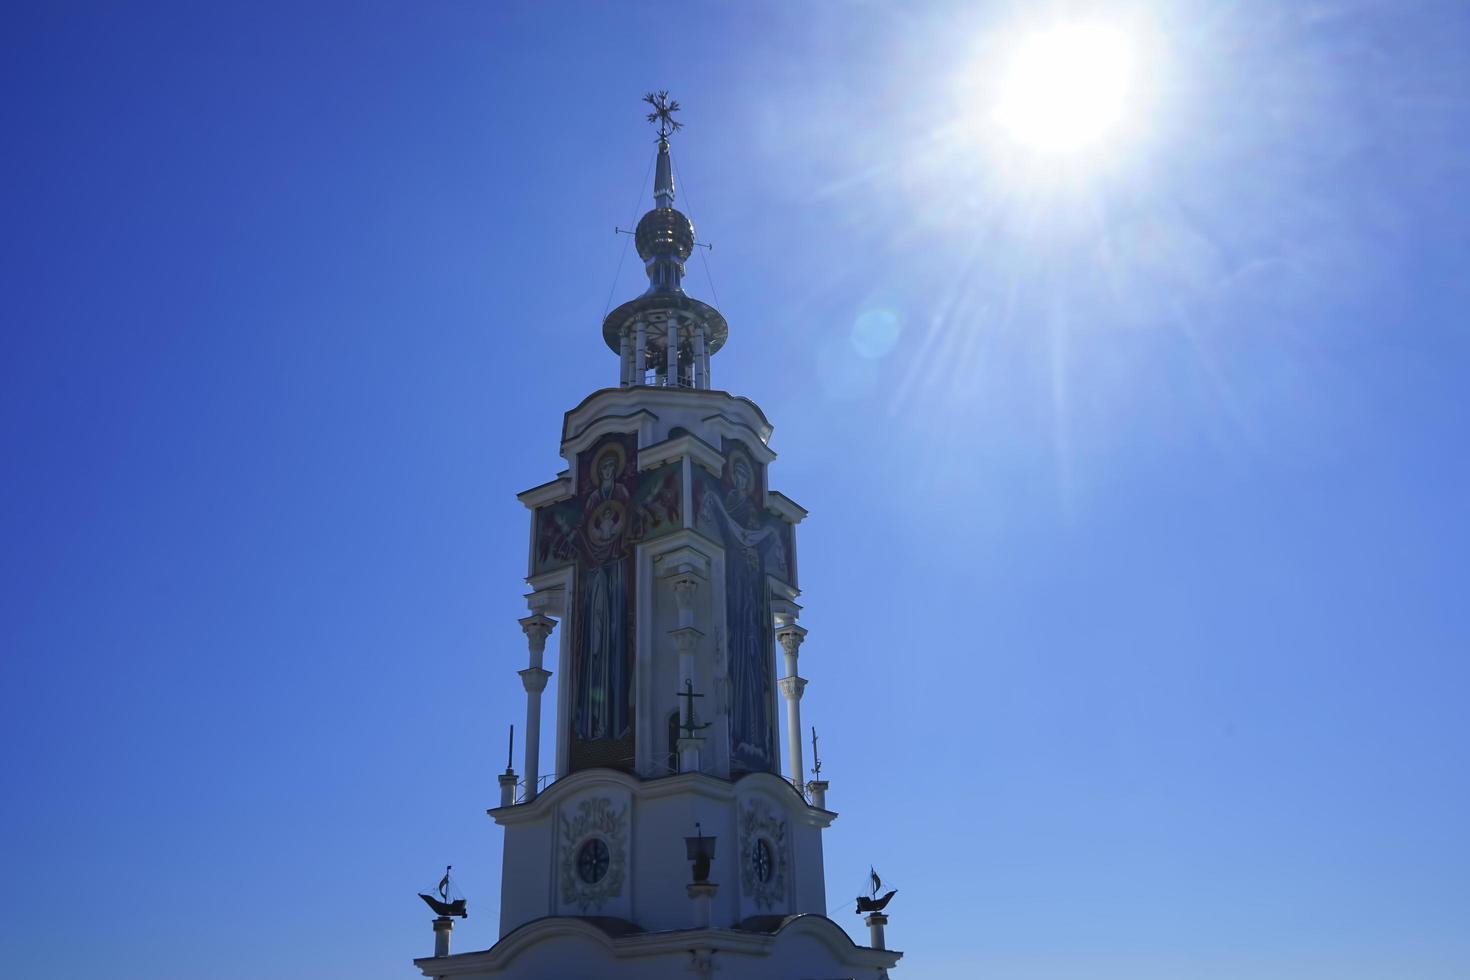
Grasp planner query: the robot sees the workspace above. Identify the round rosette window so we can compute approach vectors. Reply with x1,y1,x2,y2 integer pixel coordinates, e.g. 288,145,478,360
576,837,611,884
751,837,774,883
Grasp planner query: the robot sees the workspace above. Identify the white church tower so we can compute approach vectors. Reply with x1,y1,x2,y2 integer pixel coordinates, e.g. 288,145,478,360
414,95,902,980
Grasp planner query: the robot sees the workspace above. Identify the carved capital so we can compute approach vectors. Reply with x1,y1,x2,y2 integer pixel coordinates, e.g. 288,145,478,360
670,574,700,613
669,625,705,656
775,624,807,657
518,666,552,695
519,614,556,654
777,675,807,701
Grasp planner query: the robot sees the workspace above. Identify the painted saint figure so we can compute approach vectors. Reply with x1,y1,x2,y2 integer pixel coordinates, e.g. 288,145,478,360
574,444,632,741
533,434,680,763
697,449,786,771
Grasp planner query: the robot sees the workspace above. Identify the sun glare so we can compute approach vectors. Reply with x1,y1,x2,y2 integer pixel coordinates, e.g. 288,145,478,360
993,25,1136,153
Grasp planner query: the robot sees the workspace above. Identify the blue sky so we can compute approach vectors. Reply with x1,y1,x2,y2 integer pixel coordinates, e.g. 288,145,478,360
3,2,1468,978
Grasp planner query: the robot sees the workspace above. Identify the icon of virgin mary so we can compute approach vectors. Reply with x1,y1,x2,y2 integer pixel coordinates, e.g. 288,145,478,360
573,443,632,741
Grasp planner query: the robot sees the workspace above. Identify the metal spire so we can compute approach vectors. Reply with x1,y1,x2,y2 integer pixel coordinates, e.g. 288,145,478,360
600,92,728,380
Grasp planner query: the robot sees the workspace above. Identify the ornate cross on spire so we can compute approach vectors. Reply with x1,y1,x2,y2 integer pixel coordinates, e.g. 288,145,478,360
644,90,683,139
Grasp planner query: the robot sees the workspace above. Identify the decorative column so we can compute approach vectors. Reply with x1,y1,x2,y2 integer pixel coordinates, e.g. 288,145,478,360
634,320,647,384
432,916,454,957
618,330,632,386
865,912,888,950
666,319,679,387
692,326,707,389
498,768,518,808
658,548,711,774
685,824,718,929
671,574,705,772
687,887,716,928
805,778,828,809
518,614,555,801
776,624,807,790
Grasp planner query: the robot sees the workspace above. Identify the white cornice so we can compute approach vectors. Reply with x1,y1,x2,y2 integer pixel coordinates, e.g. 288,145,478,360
517,476,573,509
764,490,807,524
767,577,800,604
769,595,803,621
700,413,777,463
561,387,774,446
560,410,658,465
523,569,572,618
651,542,713,581
487,768,835,830
637,432,725,475
413,912,900,976
488,767,641,826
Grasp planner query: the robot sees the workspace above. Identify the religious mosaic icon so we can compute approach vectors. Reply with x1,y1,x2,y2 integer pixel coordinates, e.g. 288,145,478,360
532,432,680,765
739,799,788,909
560,797,629,911
695,441,794,773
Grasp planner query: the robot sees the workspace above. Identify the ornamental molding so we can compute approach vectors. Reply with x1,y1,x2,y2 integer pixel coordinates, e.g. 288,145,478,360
558,388,773,448
517,476,574,510
739,798,789,910
489,769,835,829
653,543,713,581
638,432,726,476
560,411,658,477
764,490,808,524
411,910,902,977
699,414,777,462
767,576,800,605
525,570,573,618
558,797,630,912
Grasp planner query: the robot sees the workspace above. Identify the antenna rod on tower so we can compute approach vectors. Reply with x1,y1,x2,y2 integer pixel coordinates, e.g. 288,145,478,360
507,724,515,771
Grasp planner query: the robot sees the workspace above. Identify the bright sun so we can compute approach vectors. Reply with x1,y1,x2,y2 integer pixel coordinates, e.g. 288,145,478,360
993,24,1136,153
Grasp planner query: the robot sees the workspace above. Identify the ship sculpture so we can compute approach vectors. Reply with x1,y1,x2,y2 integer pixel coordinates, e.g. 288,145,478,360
855,866,897,915
419,865,468,918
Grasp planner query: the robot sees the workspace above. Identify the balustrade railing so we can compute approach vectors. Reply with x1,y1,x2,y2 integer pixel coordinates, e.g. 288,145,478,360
621,371,699,389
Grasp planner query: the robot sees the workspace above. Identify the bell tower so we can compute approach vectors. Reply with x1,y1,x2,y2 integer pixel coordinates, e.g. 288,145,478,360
414,95,902,980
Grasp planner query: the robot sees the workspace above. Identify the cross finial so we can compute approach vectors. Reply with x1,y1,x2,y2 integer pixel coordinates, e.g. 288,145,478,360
644,90,683,139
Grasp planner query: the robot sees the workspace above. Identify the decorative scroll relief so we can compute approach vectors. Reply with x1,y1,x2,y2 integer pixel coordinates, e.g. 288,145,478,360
739,799,789,910
559,797,630,912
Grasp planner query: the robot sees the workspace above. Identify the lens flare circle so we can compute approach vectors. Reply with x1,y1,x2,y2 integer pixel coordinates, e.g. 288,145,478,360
851,308,903,359
993,24,1135,153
